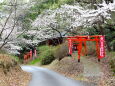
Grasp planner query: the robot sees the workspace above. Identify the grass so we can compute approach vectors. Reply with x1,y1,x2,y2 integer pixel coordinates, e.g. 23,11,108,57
29,58,41,65
29,45,57,65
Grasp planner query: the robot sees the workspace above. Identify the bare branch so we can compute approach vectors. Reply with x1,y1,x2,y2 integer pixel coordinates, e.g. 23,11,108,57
0,8,13,38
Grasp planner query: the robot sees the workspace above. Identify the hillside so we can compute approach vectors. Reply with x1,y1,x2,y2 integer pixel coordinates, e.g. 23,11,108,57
0,54,31,86
44,54,115,86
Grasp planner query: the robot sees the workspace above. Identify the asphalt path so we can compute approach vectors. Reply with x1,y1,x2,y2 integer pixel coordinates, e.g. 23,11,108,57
21,66,96,86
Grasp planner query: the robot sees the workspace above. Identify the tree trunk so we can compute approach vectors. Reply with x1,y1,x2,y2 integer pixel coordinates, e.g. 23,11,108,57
106,41,112,52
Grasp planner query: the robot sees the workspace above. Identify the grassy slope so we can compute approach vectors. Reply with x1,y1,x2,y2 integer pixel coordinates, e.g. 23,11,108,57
0,50,19,62
0,54,31,86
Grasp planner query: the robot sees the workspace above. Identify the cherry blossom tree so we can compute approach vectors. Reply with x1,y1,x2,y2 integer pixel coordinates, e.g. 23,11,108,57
0,0,35,54
32,0,115,38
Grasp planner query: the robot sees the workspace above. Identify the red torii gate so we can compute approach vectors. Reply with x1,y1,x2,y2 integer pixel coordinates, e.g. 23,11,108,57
67,35,105,62
24,49,37,63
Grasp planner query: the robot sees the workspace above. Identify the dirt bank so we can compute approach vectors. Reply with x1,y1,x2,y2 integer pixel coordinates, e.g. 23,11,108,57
89,56,115,86
0,54,31,86
43,55,115,86
43,57,84,80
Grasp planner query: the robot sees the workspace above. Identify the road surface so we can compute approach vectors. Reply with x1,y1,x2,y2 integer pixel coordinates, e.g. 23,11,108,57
21,66,96,86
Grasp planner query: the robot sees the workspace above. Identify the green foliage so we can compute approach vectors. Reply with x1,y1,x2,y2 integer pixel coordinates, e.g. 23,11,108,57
66,0,76,4
0,4,3,10
23,0,76,23
86,21,115,51
104,23,115,51
0,2,6,10
38,45,56,65
37,45,51,53
30,45,56,65
86,27,100,35
23,34,34,40
41,49,55,65
29,58,41,64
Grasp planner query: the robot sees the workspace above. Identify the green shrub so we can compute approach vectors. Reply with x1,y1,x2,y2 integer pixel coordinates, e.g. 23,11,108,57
37,45,50,53
30,43,68,65
31,45,56,65
29,58,41,65
54,42,69,60
41,49,55,65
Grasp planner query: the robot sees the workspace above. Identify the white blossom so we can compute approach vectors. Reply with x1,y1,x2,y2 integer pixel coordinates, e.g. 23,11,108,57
33,0,115,38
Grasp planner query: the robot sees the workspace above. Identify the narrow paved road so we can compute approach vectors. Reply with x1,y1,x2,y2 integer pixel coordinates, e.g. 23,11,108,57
21,66,96,86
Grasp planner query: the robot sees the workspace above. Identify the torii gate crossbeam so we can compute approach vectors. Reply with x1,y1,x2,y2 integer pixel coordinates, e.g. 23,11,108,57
67,35,105,62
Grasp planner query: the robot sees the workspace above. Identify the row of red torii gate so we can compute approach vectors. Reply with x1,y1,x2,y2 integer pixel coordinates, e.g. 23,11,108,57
23,49,37,62
67,35,105,62
23,35,105,63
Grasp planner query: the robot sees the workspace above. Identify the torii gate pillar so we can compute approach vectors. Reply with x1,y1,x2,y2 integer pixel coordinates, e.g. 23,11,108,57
67,35,105,62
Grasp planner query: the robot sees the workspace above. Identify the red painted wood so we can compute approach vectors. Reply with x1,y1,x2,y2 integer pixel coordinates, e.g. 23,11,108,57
67,35,105,62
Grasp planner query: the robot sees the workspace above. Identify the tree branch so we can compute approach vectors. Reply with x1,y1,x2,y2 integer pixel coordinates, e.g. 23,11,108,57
0,8,13,38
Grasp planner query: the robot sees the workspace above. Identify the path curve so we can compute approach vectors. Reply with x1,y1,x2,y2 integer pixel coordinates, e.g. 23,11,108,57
21,66,96,86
